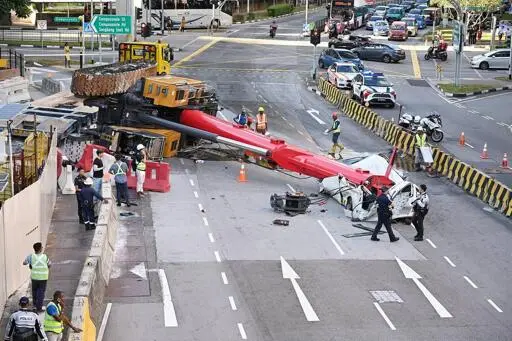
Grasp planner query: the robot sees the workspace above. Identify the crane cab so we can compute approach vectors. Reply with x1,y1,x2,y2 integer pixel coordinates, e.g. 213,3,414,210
118,41,173,75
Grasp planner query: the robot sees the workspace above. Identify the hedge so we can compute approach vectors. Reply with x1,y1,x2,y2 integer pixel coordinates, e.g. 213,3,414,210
267,4,293,17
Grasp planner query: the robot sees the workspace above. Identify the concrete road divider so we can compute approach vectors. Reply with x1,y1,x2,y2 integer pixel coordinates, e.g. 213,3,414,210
0,76,30,104
317,77,511,218
69,181,118,341
42,77,64,95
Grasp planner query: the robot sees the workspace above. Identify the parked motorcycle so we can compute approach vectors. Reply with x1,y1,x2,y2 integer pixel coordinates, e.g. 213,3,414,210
424,46,447,61
398,113,444,143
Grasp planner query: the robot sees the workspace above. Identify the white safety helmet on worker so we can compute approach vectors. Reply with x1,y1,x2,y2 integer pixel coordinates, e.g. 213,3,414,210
137,144,145,151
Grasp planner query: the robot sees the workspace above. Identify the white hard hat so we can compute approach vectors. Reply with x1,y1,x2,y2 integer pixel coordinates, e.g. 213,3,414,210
417,127,424,132
136,144,145,151
84,177,93,185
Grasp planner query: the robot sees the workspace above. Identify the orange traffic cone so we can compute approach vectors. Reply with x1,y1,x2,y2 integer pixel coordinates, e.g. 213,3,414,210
458,132,465,146
501,153,509,168
480,143,489,159
237,162,248,182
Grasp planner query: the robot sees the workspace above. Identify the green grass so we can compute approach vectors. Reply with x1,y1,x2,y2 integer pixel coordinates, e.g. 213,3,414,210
438,83,498,94
0,40,112,49
495,76,512,82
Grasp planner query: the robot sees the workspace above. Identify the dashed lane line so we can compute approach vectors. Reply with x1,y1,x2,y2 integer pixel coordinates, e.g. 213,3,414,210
373,302,397,330
426,239,437,248
317,220,345,256
482,115,494,120
443,256,456,267
238,323,248,339
464,143,474,149
463,276,478,289
193,191,199,198
214,251,222,262
158,269,179,327
208,233,215,243
487,299,503,313
203,217,209,226
198,203,204,212
179,159,185,165
229,296,238,311
286,184,296,192
221,272,229,284
97,303,113,341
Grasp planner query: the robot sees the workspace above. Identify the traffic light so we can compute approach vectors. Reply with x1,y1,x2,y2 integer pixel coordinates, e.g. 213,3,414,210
310,29,321,46
136,7,143,20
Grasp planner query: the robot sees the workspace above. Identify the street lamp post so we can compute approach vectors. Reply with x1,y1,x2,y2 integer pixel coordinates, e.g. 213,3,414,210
508,37,512,80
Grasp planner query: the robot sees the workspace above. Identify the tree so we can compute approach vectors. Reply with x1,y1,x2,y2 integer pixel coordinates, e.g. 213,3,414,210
0,0,32,18
431,0,501,27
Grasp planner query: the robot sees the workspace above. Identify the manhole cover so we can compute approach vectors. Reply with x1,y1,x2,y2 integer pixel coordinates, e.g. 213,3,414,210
370,290,404,303
406,79,430,87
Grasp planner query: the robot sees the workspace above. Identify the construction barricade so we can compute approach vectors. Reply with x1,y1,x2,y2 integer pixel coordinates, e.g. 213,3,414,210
126,160,171,193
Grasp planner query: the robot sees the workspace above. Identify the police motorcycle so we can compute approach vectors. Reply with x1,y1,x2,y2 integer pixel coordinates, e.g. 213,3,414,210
398,113,444,143
270,21,278,38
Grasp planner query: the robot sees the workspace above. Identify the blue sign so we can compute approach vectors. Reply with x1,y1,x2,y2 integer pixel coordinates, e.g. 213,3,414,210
83,22,93,33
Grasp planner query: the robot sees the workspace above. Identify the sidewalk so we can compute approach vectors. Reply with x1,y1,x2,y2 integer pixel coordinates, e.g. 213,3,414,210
0,193,94,335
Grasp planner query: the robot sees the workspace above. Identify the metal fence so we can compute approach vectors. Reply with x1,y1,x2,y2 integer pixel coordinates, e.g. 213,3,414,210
0,48,25,76
0,29,111,43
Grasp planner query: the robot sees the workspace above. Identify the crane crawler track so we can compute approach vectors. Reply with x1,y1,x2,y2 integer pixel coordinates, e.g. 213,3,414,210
71,61,158,97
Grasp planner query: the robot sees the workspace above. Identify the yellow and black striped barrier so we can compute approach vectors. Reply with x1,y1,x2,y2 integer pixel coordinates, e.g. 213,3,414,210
317,77,512,217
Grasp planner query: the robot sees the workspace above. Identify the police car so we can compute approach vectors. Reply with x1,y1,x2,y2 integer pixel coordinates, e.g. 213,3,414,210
352,71,396,108
327,62,362,89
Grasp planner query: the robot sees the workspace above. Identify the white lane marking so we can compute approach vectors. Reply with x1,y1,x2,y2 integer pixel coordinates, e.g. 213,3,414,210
237,323,248,339
97,302,112,341
180,36,200,49
198,203,204,211
468,110,479,114
373,302,396,330
444,256,456,267
410,222,416,231
208,233,215,243
286,184,296,192
263,98,268,103
426,238,437,249
214,251,221,262
189,179,195,186
203,217,209,226
497,122,508,127
463,53,483,79
317,220,345,256
482,115,495,120
306,109,326,125
282,116,288,121
218,111,228,121
193,191,199,198
463,276,478,289
179,159,185,165
464,143,474,149
487,299,503,312
298,131,305,136
454,103,464,109
281,257,320,322
221,272,229,284
288,123,295,128
228,296,238,311
459,91,512,103
158,269,179,327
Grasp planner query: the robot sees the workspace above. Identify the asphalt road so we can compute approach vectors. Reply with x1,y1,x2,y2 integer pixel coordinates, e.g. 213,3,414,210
102,16,512,341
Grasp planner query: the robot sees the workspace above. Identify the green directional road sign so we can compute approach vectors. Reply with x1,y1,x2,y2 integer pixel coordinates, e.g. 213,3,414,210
54,17,80,23
91,15,132,35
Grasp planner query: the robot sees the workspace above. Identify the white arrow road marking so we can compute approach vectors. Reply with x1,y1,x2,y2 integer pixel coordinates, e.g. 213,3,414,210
158,269,178,327
395,257,453,318
130,262,148,280
280,256,319,322
306,109,326,125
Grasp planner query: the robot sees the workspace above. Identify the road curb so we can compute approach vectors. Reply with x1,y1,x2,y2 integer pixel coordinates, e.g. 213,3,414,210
436,84,512,98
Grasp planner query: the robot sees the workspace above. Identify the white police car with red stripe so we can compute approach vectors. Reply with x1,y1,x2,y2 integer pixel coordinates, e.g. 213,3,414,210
352,70,396,108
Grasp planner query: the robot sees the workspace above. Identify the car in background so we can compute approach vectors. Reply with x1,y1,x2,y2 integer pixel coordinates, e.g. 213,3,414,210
402,17,419,36
402,0,415,10
352,43,406,63
417,4,428,11
409,8,422,16
386,7,405,22
373,20,390,36
327,62,363,89
328,35,372,49
470,49,511,70
388,3,401,8
352,70,397,108
407,12,426,28
388,21,408,40
366,15,384,30
374,5,388,17
318,48,365,70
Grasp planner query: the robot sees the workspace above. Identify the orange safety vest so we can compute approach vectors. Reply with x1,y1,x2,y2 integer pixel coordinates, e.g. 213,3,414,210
256,113,267,130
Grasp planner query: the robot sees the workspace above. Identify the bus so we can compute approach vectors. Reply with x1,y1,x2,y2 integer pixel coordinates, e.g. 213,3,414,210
144,0,238,29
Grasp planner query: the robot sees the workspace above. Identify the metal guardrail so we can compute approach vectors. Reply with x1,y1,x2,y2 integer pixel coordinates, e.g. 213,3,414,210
0,29,110,43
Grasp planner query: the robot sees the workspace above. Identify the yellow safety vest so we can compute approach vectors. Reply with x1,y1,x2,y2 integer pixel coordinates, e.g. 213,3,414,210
136,160,146,171
113,162,126,176
332,119,341,134
44,302,64,334
256,114,267,130
415,134,426,147
30,253,49,281
64,46,71,60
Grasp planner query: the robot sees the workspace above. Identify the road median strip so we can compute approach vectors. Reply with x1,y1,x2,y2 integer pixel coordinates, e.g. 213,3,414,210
436,83,511,98
313,77,511,217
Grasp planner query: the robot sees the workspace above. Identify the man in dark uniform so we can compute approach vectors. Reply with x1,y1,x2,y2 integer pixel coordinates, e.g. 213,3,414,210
79,177,107,230
411,184,429,241
4,296,47,341
371,187,399,242
73,168,87,224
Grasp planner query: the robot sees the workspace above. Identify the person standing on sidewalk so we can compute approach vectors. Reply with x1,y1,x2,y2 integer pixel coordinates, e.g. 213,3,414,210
109,154,131,207
63,43,71,68
92,150,104,200
133,144,147,198
74,168,87,224
80,177,107,230
23,242,51,313
43,291,82,341
4,296,48,341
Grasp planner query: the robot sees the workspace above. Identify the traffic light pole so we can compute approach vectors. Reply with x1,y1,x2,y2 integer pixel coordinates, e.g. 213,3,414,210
161,0,165,35
312,44,317,80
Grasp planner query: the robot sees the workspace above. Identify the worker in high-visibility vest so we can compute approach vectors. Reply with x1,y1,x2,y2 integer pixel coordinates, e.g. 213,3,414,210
134,144,147,198
255,106,268,135
44,291,82,341
23,242,51,313
414,127,427,171
324,112,344,158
